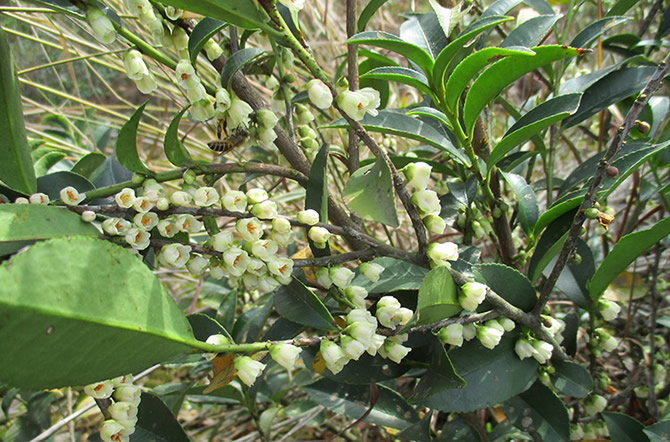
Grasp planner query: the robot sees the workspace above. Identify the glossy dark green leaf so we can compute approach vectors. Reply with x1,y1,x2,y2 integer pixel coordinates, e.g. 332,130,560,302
433,16,513,91
417,333,537,412
343,157,399,227
304,379,419,430
164,107,196,167
474,263,536,312
589,217,670,299
558,58,634,95
232,299,272,343
570,16,629,49
0,28,36,195
350,257,428,293
132,392,189,442
600,141,670,199
347,31,434,75
501,15,560,48
533,191,582,236
644,420,670,442
325,111,468,165
602,412,647,442
360,67,433,96
220,47,265,89
89,153,133,189
71,152,106,178
398,13,448,68
357,0,389,31
550,361,593,398
563,66,657,128
501,172,539,236
463,45,580,137
153,0,265,30
406,106,452,130
187,313,233,342
529,210,573,282
416,266,461,325
504,381,570,442
115,100,151,175
547,239,594,308
274,278,336,331
606,0,638,16
489,93,582,169
481,0,523,18
396,411,433,442
33,151,66,177
37,171,95,201
445,46,535,114
411,341,465,402
188,18,226,64
306,143,330,257
0,237,198,389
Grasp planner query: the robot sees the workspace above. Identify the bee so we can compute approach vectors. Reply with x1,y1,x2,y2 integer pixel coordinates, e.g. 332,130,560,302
207,125,250,154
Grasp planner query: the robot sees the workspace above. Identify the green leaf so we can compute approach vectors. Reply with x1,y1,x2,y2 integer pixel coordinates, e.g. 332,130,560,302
33,151,66,177
187,313,233,342
305,143,330,257
474,263,536,312
644,420,670,442
529,210,573,282
406,106,452,130
188,18,227,64
115,100,152,175
164,107,196,167
357,0,389,32
602,412,647,442
0,28,36,195
550,361,593,398
463,45,580,137
360,67,433,97
343,158,399,227
501,172,539,236
546,239,594,308
71,152,106,178
588,217,670,299
132,392,190,441
606,0,638,16
155,0,266,31
416,333,537,412
346,31,434,75
570,16,630,49
0,237,197,389
274,278,336,331
410,341,466,402
488,93,582,168
220,47,265,90
433,15,514,92
37,171,95,202
563,66,657,128
0,204,98,246
503,381,570,442
324,111,469,165
416,266,461,325
501,15,560,48
304,379,419,430
446,46,536,114
351,257,428,293
399,13,448,66
481,0,523,18
232,301,272,343
600,141,670,199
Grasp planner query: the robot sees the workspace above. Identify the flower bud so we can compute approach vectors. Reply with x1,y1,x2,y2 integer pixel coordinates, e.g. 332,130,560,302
114,384,141,407
403,162,432,190
498,318,515,332
308,226,332,246
598,299,621,321
438,323,463,347
583,394,607,416
81,210,96,222
14,197,28,204
29,193,49,205
269,343,301,370
251,200,278,219
316,267,332,288
204,38,223,61
320,340,349,374
108,401,138,429
246,188,268,204
86,8,116,44
294,104,315,124
427,242,459,267
423,214,446,235
344,285,368,309
256,109,279,129
329,266,355,289
297,209,320,226
272,217,291,234
306,79,333,109
234,356,265,386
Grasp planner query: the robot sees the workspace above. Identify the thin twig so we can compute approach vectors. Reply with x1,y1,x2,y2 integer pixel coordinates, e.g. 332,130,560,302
346,0,360,173
533,55,670,316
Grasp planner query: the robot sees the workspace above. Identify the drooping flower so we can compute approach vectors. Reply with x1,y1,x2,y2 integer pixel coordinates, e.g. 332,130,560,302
411,189,441,216
320,340,349,374
403,162,432,190
476,324,504,350
84,380,114,399
159,243,191,268
427,242,459,267
329,266,355,289
234,356,266,386
86,8,116,44
269,344,302,370
438,323,464,347
297,209,320,226
336,88,380,121
306,79,333,109
359,262,384,283
514,338,535,360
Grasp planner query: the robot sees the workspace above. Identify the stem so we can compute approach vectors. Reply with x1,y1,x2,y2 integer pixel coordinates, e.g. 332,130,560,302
533,54,670,315
346,0,360,173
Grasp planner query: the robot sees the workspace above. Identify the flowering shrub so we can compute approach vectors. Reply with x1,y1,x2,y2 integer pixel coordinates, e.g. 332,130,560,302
0,0,668,440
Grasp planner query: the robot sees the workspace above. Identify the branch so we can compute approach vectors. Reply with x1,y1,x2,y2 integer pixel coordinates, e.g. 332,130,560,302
346,0,360,173
533,54,670,315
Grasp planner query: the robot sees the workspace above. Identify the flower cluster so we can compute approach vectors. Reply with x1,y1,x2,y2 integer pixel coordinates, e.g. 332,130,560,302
84,374,141,442
315,263,415,375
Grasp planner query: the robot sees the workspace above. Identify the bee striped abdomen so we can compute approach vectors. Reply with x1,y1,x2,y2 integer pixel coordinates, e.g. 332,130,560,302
207,127,250,154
